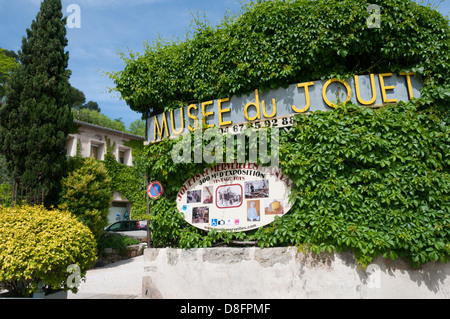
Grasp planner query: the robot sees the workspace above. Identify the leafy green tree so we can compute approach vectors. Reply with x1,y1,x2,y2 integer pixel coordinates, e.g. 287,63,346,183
69,86,86,109
59,157,114,241
0,153,13,206
69,86,101,112
109,0,449,117
0,49,19,101
128,119,146,137
0,155,11,185
0,50,18,63
0,0,73,206
72,108,127,132
83,100,101,113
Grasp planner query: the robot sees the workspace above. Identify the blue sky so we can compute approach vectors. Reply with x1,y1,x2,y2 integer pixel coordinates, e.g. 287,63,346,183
0,0,247,127
0,0,448,128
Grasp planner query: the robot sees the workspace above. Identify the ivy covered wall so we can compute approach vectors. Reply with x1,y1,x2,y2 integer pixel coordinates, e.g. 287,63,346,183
136,103,449,267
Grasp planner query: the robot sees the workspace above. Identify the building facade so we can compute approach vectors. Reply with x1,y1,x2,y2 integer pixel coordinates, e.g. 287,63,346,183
67,119,146,224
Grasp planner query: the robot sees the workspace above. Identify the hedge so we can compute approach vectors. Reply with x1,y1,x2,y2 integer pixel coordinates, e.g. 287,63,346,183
0,205,97,297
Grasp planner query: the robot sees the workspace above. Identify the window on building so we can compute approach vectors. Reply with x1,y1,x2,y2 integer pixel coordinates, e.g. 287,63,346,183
119,150,125,164
91,144,99,160
117,148,132,166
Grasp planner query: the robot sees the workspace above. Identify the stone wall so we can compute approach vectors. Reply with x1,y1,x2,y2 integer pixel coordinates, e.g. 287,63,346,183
142,247,449,299
96,244,146,267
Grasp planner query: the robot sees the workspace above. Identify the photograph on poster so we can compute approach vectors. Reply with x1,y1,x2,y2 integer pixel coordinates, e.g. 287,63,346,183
203,186,213,204
216,184,243,208
187,190,202,204
245,180,269,199
192,206,209,224
265,199,284,215
247,200,260,222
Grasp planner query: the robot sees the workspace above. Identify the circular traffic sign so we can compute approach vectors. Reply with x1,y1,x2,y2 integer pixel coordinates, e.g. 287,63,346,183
148,181,164,199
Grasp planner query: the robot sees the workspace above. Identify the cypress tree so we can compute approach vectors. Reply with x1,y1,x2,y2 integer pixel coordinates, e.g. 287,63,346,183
0,0,72,206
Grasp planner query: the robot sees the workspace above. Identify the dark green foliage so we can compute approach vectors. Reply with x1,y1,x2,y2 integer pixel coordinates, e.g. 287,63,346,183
59,157,114,241
278,103,449,266
72,108,127,132
98,233,140,257
0,0,73,206
0,49,19,101
70,86,101,112
110,0,450,266
69,86,86,109
109,0,449,116
103,153,148,220
82,101,101,113
142,102,450,266
0,155,11,185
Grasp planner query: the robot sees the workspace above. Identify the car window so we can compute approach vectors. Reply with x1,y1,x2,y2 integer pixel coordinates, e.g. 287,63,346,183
122,221,130,230
108,222,121,231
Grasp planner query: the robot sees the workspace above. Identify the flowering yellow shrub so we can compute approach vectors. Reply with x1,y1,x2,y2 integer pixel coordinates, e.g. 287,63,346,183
0,205,97,297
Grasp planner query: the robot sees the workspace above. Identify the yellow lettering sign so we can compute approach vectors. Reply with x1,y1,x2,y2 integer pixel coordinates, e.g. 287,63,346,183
170,108,184,135
218,98,231,126
292,81,314,113
379,73,398,103
399,72,415,100
202,101,215,128
355,74,376,105
244,89,261,121
153,113,169,141
187,104,199,132
149,73,421,142
322,78,351,108
262,98,277,118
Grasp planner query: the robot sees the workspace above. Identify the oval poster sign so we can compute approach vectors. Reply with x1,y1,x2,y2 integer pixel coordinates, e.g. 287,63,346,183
177,163,293,232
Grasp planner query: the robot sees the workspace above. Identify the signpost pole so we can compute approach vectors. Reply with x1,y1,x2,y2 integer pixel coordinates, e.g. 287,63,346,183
146,181,165,247
145,174,151,246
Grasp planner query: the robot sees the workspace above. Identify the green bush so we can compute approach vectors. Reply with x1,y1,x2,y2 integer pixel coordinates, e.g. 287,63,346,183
0,205,97,297
98,233,140,257
277,102,450,267
60,157,114,240
0,183,12,207
109,0,449,116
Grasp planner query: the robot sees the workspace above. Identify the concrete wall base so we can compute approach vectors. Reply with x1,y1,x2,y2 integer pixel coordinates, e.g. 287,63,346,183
142,247,449,299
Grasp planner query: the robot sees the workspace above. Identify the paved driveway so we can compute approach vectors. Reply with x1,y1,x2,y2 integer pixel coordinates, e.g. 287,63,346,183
68,255,144,299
